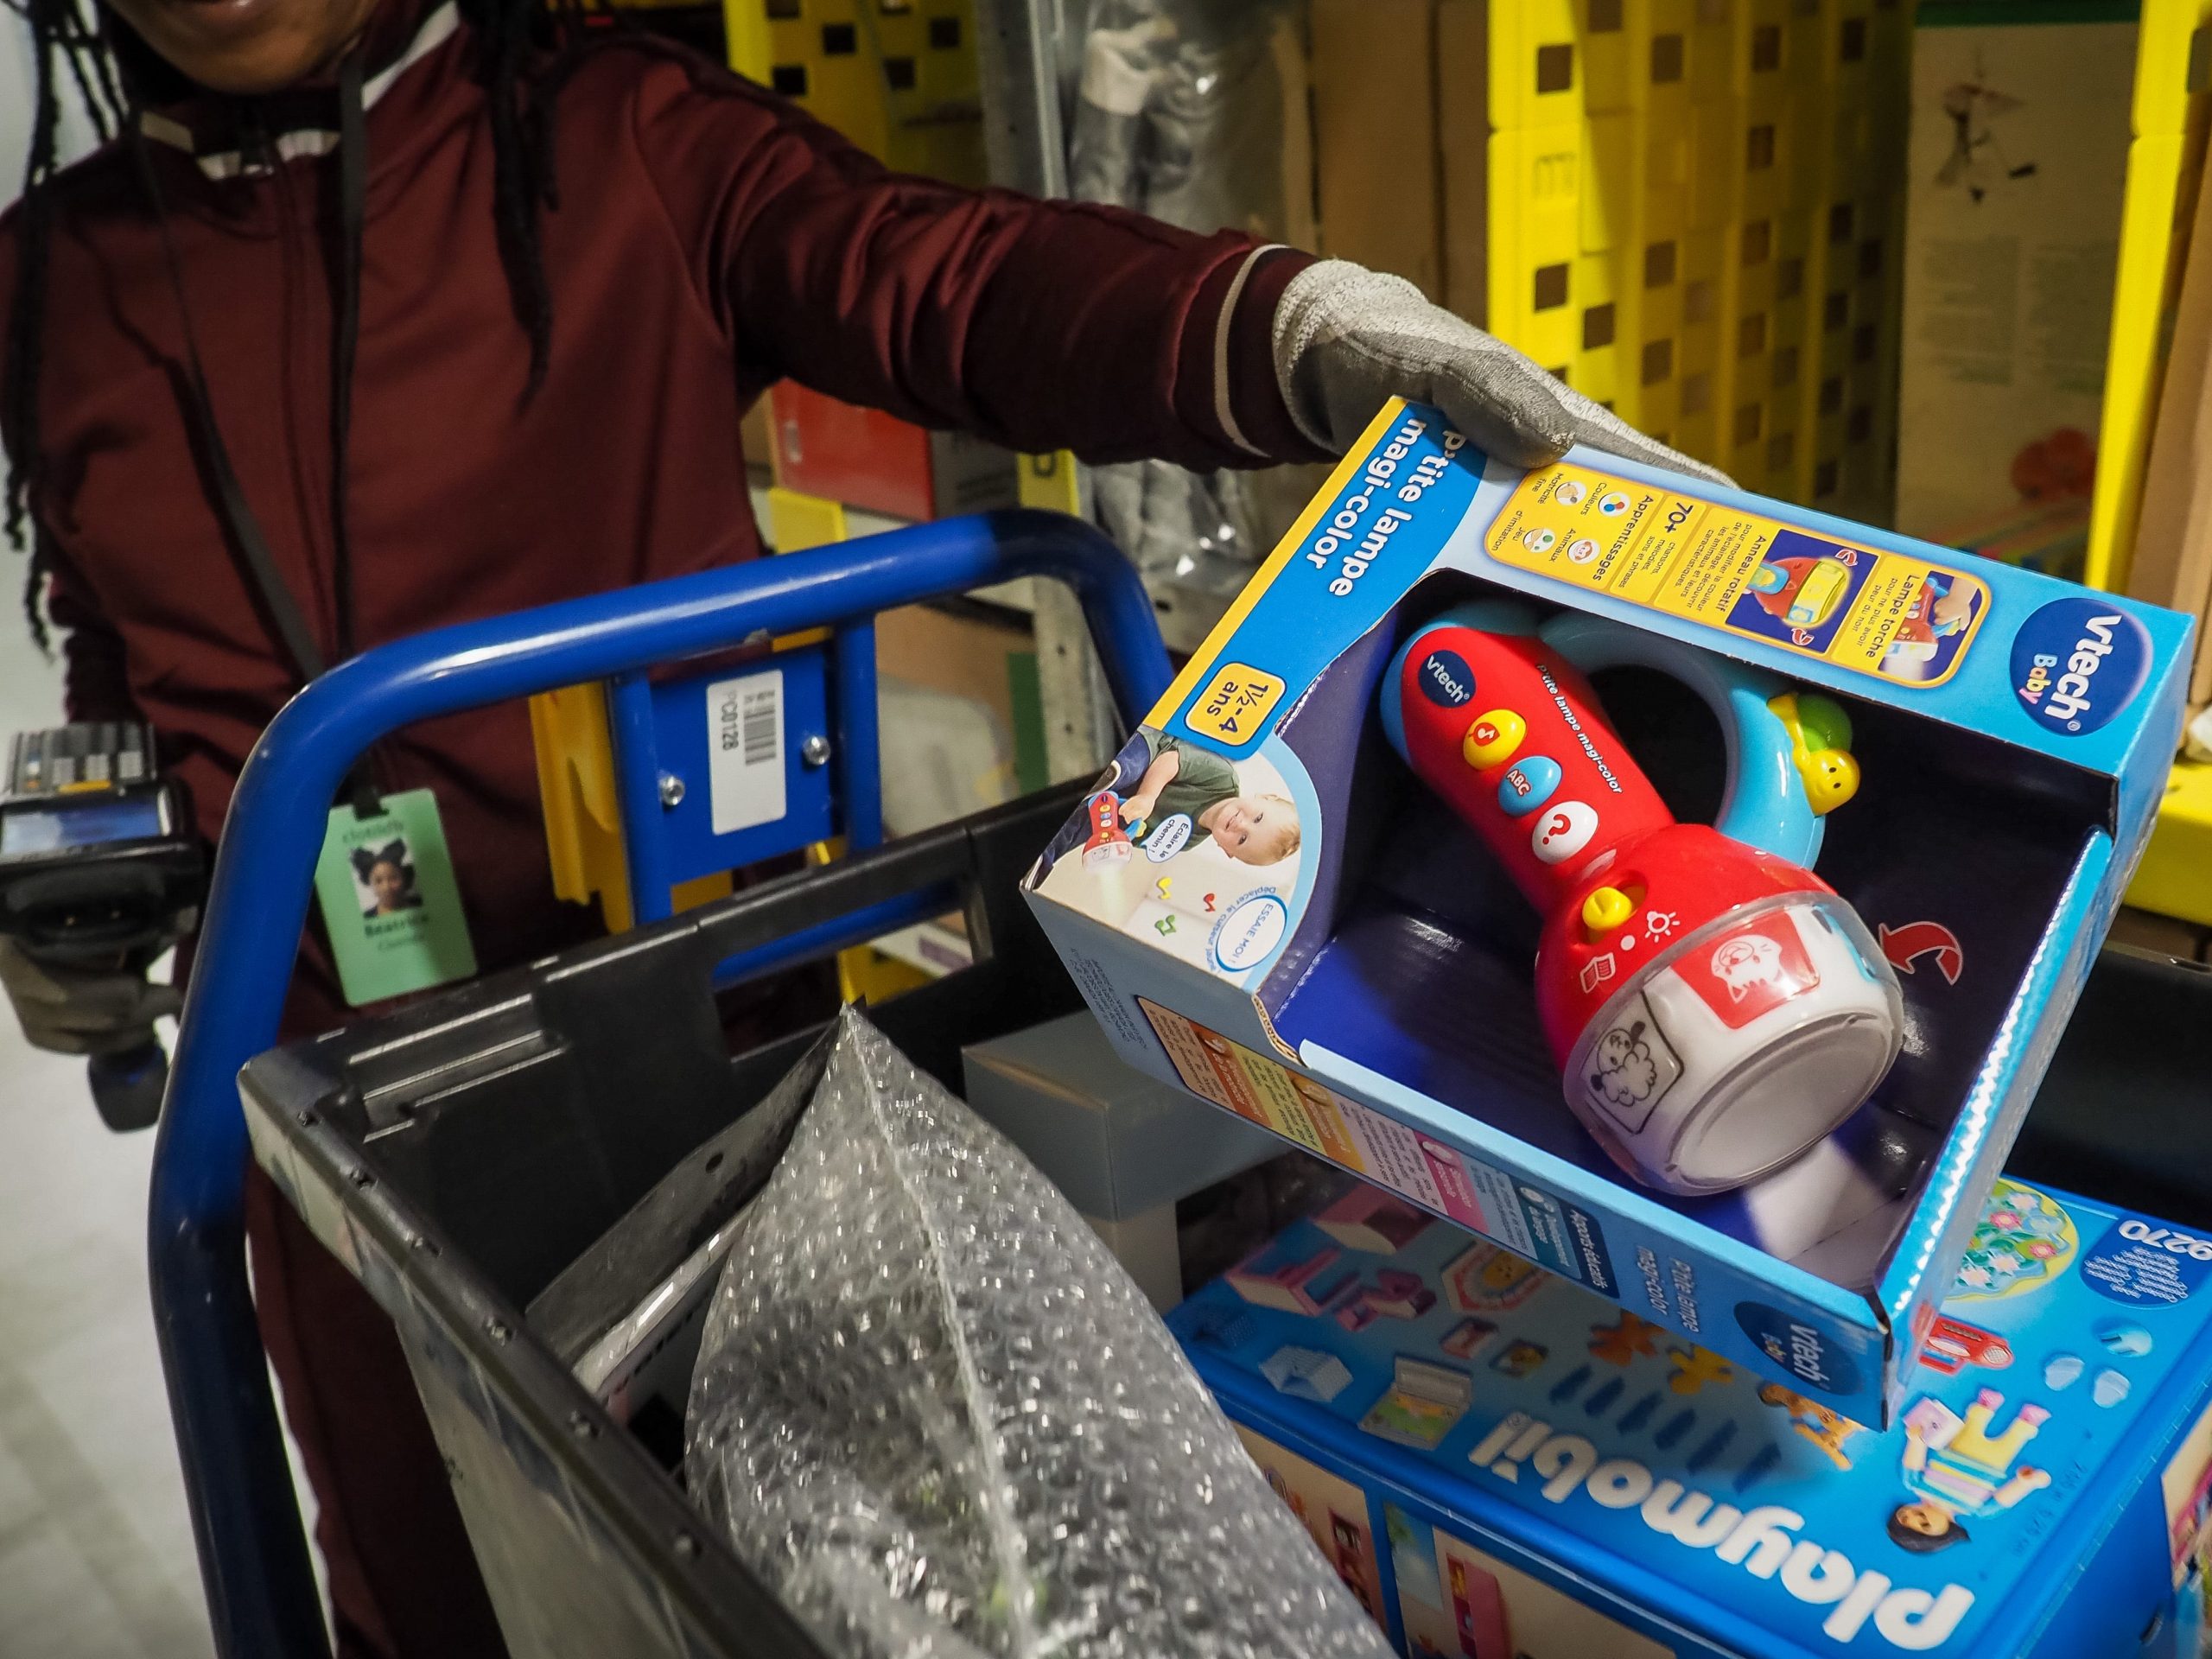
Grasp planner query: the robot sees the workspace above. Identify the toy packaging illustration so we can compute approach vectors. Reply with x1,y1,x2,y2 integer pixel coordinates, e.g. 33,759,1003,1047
1024,400,2191,1419
1172,1179,2212,1658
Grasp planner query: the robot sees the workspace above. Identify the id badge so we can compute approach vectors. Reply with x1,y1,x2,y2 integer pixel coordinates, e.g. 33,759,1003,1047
313,788,479,1007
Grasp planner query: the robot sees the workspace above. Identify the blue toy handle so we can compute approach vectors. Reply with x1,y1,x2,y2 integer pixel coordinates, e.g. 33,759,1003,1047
1536,611,1826,868
148,511,1170,1659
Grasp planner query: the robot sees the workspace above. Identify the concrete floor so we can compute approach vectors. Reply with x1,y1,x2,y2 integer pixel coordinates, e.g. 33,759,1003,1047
0,645,219,1656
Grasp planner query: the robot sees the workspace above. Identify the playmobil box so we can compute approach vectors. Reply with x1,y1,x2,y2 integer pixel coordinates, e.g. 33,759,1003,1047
1022,399,2191,1423
1170,1178,2212,1658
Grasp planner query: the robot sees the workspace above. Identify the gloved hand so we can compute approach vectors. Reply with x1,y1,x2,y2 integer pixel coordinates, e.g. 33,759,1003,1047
0,938,181,1057
1274,259,1732,483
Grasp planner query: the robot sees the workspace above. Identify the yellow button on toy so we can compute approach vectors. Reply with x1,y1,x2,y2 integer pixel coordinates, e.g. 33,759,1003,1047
1462,709,1526,770
1581,886,1636,934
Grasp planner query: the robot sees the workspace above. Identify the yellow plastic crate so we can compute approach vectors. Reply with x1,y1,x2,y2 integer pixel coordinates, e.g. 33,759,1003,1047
2051,2,2212,925
2088,0,2212,593
722,0,985,185
2129,759,2212,926
1480,0,1909,503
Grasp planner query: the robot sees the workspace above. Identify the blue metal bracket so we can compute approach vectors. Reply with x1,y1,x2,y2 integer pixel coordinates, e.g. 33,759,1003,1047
149,512,1168,1656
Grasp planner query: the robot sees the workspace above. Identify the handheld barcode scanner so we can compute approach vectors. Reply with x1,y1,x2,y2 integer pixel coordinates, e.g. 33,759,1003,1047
0,724,204,1130
1381,601,1903,1194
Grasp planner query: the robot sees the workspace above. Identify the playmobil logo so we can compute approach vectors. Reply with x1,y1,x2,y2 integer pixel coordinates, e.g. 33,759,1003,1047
2009,599,2150,735
1468,1413,1973,1649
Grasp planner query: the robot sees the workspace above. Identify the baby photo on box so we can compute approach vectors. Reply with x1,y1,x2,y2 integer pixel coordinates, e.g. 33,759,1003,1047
1027,725,1306,971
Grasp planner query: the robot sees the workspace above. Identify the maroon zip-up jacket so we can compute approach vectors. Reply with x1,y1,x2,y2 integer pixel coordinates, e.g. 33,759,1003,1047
1,13,1325,1653
2,3,1319,1034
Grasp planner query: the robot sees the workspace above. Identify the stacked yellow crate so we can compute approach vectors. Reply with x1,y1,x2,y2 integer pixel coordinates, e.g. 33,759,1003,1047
722,0,986,187
1483,1,1907,517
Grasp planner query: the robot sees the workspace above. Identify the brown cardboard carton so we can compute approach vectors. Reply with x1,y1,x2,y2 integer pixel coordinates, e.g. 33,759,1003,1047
2130,132,2212,715
1437,0,1489,324
1312,0,1443,300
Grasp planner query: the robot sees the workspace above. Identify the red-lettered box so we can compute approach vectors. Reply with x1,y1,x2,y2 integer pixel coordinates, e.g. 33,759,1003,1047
768,382,1018,522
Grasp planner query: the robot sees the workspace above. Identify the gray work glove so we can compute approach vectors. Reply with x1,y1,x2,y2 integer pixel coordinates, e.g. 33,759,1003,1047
1274,259,1731,483
0,938,181,1057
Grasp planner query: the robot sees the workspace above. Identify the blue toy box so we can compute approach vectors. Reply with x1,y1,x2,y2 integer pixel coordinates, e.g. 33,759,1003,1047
1169,1178,2212,1658
1023,400,2192,1423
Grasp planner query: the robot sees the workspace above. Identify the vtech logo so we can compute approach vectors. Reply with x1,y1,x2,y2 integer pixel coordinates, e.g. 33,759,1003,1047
2009,598,2150,736
1417,646,1475,709
1733,1300,1859,1395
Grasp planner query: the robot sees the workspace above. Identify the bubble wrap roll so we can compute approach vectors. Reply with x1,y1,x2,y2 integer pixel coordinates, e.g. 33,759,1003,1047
683,1007,1391,1658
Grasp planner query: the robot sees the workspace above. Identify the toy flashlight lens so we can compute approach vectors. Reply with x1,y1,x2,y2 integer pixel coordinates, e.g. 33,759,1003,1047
1565,895,1904,1194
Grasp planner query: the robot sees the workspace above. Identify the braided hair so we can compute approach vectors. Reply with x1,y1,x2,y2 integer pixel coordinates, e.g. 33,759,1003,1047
3,0,594,648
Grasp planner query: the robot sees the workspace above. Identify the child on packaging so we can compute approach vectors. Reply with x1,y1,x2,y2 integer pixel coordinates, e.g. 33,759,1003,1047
1118,730,1302,865
1033,726,1303,881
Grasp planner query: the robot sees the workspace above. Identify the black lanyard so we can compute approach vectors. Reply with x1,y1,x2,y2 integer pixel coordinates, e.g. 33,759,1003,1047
129,57,379,810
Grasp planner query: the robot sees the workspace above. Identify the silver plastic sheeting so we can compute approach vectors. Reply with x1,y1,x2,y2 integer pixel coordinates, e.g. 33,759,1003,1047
683,1007,1390,1659
1070,0,1318,599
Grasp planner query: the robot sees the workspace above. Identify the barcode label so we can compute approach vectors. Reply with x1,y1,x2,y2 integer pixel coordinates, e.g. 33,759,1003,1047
707,671,785,835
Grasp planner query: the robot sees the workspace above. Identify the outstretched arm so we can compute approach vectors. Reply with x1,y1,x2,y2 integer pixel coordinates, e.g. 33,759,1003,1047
631,55,1321,471
1120,749,1182,823
628,51,1719,480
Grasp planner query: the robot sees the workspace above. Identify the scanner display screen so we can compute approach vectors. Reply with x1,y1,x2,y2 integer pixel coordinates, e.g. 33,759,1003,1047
1,795,163,855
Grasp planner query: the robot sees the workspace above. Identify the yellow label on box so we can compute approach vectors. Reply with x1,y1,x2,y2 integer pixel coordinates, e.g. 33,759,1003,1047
1141,998,1356,1161
1485,462,1992,688
1185,664,1287,743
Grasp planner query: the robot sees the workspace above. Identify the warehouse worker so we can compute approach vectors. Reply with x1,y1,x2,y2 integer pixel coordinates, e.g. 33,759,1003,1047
0,0,1715,1651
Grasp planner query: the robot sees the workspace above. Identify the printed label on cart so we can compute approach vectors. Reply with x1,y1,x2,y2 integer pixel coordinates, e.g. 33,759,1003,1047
1136,1000,1617,1297
707,670,785,835
1485,461,1991,688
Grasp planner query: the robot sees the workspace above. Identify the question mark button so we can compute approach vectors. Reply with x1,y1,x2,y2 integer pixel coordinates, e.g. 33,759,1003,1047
1529,799,1599,865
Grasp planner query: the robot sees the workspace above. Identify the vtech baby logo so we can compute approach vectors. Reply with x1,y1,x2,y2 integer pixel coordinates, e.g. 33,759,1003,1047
2009,598,2150,736
1733,1301,1859,1395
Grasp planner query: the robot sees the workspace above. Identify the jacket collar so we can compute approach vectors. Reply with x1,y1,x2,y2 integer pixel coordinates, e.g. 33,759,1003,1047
135,0,460,181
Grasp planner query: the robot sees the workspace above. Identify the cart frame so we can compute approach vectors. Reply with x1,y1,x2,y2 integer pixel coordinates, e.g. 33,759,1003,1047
149,510,1171,1658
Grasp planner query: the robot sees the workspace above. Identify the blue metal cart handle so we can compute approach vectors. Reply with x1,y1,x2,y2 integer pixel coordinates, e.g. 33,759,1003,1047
150,511,1171,1657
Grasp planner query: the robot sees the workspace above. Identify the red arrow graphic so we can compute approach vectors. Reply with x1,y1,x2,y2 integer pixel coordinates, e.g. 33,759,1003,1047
1878,920,1963,985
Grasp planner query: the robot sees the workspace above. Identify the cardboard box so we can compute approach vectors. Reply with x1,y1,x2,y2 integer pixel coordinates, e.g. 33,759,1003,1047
1172,1179,2212,1658
1313,0,1444,301
2102,905,2209,964
740,391,774,475
874,602,1046,838
766,381,1017,522
1894,5,2138,540
1436,0,1489,326
2130,117,2212,721
961,1010,1282,1307
1023,397,2191,1423
961,1012,1279,1226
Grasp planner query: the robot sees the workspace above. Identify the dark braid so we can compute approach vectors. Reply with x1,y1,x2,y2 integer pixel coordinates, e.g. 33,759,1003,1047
1,0,120,647
472,0,562,395
4,0,610,644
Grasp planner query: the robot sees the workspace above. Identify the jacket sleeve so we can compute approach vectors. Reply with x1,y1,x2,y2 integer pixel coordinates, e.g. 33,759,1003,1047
627,55,1328,471
0,209,141,728
41,537,142,727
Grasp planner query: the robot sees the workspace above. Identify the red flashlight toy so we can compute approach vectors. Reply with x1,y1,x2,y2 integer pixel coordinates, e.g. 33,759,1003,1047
1082,791,1135,869
1381,601,1903,1194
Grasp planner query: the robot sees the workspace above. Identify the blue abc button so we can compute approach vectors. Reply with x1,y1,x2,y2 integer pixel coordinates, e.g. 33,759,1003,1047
1497,756,1561,817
